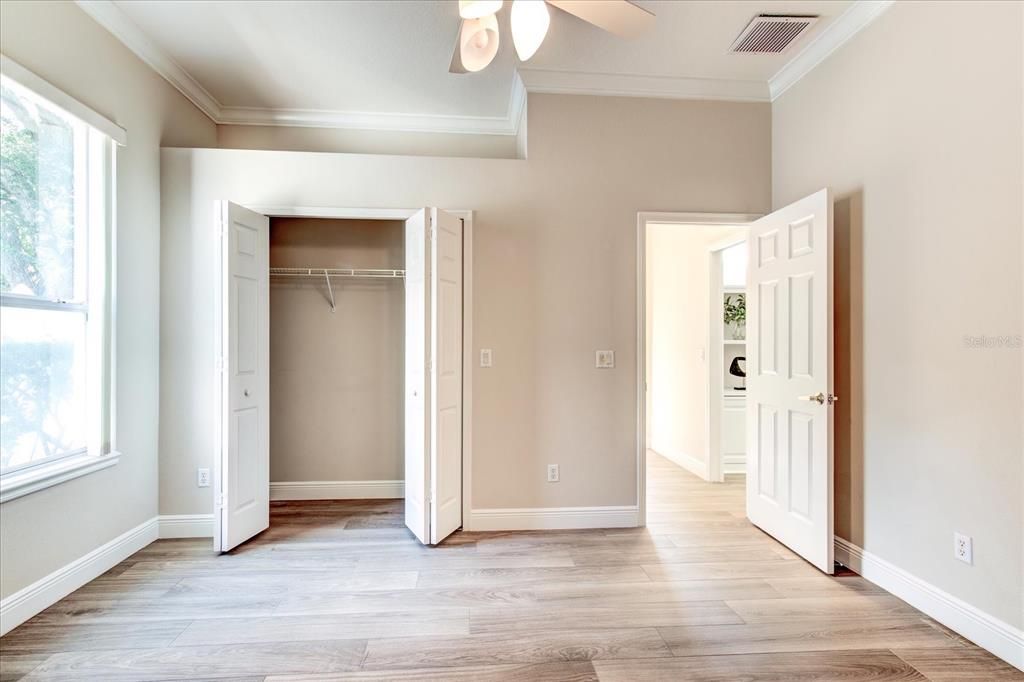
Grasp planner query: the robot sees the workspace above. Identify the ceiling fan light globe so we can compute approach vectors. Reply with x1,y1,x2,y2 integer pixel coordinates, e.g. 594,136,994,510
459,13,500,72
511,0,550,61
459,0,503,20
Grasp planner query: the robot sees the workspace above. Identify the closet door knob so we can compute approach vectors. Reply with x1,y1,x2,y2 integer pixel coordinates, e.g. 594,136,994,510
243,389,250,397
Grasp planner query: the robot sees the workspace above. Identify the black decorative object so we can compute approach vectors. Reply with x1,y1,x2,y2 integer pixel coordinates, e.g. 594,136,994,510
729,356,746,391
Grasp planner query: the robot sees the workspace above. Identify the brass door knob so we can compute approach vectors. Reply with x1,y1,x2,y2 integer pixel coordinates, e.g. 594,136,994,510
798,392,838,405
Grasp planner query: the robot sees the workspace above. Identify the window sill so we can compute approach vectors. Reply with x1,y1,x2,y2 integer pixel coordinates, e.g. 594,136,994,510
0,452,121,504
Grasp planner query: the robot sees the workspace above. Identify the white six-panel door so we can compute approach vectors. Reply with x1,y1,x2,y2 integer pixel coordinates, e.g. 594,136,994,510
404,208,464,545
746,188,835,573
404,210,431,544
430,208,464,543
217,201,270,552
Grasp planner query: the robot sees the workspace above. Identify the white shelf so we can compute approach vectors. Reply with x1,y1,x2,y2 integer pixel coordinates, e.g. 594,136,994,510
269,267,404,279
724,339,746,345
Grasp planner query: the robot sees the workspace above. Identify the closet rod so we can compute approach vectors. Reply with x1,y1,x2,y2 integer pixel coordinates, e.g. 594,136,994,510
269,267,405,279
269,267,404,313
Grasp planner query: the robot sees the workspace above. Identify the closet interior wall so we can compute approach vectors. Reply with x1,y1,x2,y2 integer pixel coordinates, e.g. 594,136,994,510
269,218,405,486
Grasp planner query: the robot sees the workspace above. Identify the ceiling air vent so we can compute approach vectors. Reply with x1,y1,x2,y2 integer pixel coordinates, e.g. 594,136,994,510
730,15,818,54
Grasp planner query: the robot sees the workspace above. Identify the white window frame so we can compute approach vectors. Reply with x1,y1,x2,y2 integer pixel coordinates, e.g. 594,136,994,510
0,56,125,503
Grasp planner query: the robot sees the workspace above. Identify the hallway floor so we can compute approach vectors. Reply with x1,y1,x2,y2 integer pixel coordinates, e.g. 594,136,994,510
1,452,1019,680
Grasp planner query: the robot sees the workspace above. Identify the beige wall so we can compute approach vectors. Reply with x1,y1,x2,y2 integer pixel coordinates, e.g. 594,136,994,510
0,1,216,598
773,1,1023,628
646,224,739,478
269,218,404,483
218,125,519,160
159,93,772,516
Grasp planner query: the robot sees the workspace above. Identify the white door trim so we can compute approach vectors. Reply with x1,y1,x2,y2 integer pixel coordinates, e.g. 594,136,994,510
225,204,473,534
636,211,761,525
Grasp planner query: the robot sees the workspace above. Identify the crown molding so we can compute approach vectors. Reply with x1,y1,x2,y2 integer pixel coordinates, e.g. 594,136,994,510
518,68,770,102
76,0,222,120
769,0,895,101
215,106,513,135
217,74,525,136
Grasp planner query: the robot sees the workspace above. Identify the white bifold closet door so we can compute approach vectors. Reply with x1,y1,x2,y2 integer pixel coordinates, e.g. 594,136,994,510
216,201,270,552
746,188,835,574
404,208,464,545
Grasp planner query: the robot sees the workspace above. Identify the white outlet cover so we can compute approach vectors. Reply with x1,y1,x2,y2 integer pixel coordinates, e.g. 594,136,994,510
954,532,973,564
480,348,493,367
197,468,211,488
547,464,559,482
596,350,615,368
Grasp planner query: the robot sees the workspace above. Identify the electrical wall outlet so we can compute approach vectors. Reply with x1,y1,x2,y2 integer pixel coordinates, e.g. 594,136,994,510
480,348,493,367
595,350,615,368
954,532,973,564
547,464,559,482
197,468,211,488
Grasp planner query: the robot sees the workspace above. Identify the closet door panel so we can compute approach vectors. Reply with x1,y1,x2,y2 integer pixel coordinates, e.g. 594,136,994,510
218,201,270,553
430,209,464,544
404,209,431,545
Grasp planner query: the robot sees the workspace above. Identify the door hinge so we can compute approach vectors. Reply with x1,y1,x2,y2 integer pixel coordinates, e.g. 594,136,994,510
216,357,225,373
215,493,225,509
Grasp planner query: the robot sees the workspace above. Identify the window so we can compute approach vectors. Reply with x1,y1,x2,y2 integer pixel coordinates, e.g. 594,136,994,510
0,63,119,500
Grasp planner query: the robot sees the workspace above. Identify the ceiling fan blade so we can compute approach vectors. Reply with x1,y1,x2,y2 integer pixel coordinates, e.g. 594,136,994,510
546,0,655,39
449,20,468,73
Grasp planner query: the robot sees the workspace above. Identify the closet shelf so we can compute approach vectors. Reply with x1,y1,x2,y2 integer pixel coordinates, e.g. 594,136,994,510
269,267,405,279
269,267,404,313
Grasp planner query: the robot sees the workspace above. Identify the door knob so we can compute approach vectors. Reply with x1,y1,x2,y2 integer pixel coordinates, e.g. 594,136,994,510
243,389,250,397
799,392,838,405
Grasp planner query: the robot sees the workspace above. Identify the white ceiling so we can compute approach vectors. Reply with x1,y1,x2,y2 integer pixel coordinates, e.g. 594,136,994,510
80,0,889,134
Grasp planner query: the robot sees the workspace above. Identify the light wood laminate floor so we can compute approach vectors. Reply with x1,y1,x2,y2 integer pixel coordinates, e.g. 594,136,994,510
2,453,1019,681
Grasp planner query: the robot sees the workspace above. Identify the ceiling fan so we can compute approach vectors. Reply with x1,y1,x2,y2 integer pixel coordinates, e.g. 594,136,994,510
450,0,655,73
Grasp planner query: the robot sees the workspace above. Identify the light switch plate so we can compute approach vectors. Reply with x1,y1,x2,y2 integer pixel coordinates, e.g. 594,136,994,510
480,348,493,367
596,350,615,369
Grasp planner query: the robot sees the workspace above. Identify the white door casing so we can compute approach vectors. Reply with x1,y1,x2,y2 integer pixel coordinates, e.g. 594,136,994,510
430,208,464,544
746,188,835,574
404,209,431,544
216,201,270,552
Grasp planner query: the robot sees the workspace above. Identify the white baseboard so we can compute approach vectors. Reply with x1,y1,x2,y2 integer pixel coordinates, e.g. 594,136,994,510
270,480,404,501
0,516,158,636
653,446,710,481
835,537,1024,672
468,506,639,531
158,514,215,539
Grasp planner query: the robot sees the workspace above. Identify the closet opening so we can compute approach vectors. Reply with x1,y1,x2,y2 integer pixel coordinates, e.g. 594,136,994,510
268,217,407,506
215,204,472,552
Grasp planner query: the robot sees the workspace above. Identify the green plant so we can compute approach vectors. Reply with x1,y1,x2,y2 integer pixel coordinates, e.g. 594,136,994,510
724,294,746,326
